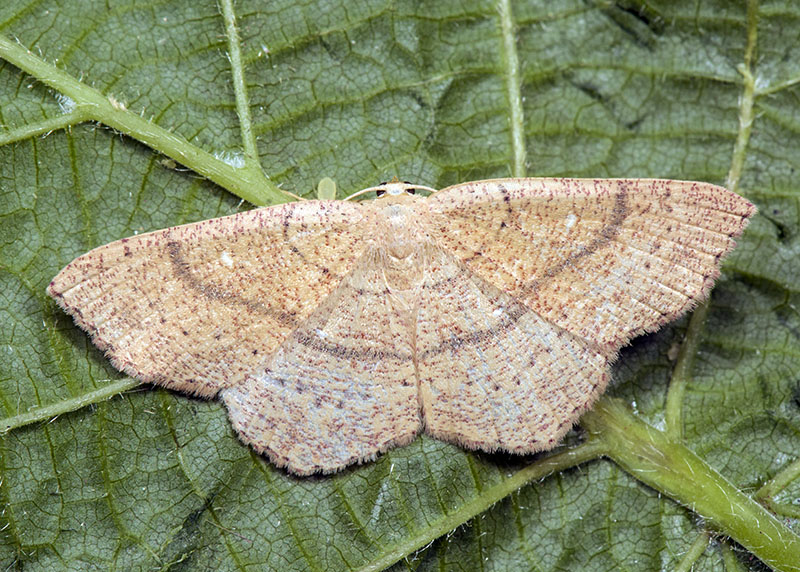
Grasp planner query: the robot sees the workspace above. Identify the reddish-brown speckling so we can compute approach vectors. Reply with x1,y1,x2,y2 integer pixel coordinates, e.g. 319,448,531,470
47,177,754,475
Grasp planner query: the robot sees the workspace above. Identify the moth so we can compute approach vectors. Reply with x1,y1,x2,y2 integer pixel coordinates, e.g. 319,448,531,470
49,178,755,475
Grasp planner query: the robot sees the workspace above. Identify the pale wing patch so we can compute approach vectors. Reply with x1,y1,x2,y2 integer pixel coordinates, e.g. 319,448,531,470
220,250,234,268
221,248,420,475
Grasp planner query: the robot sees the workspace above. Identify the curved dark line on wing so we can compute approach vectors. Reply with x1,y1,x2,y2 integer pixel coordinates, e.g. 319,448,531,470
290,306,529,363
290,263,531,363
417,303,528,361
291,331,412,362
520,188,630,296
418,265,531,359
166,241,299,327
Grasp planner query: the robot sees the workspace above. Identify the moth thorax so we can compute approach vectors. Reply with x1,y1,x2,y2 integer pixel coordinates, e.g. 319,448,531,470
380,203,427,260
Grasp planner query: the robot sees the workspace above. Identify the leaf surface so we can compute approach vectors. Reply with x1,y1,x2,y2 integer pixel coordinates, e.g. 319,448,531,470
1,1,799,570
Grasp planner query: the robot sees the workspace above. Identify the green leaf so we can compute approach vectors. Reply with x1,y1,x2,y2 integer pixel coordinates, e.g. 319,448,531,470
1,0,799,570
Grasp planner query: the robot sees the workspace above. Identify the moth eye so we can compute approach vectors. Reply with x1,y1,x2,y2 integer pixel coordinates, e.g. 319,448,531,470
406,188,417,195
376,188,387,197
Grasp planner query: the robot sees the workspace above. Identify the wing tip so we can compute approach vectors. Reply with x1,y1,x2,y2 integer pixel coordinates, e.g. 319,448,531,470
601,194,755,351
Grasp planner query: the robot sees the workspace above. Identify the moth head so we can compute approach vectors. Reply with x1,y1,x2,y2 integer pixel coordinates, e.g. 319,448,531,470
343,180,437,201
376,181,418,197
